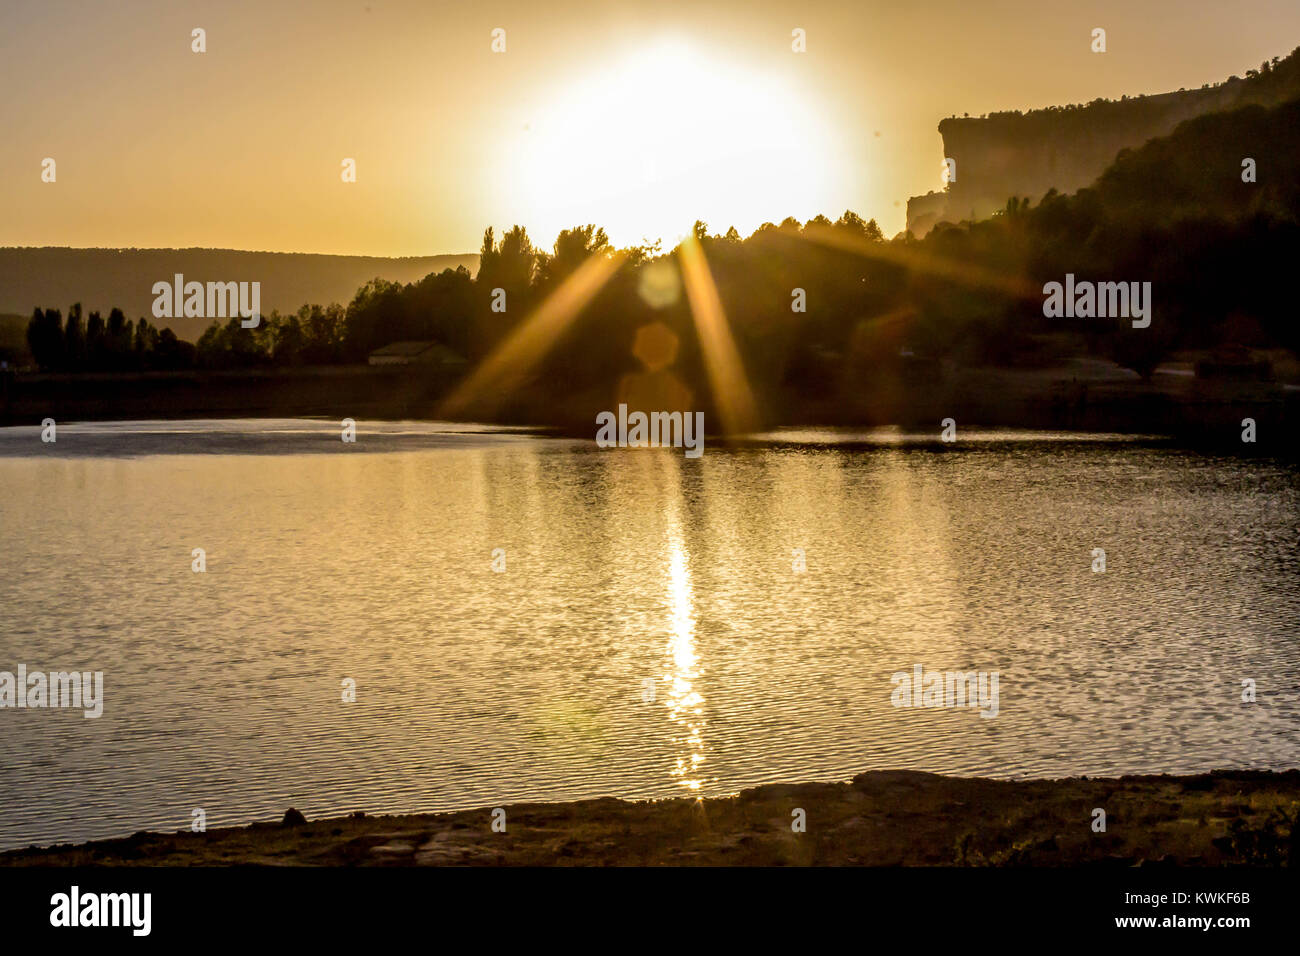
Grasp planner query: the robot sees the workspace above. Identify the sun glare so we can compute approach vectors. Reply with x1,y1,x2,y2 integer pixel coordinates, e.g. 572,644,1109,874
496,40,847,248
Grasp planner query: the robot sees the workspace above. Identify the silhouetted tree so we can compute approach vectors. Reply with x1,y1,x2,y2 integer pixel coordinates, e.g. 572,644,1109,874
536,224,610,287
26,308,64,370
64,304,85,368
474,225,538,357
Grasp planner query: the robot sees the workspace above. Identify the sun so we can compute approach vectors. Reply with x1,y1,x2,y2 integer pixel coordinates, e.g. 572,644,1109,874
494,39,848,248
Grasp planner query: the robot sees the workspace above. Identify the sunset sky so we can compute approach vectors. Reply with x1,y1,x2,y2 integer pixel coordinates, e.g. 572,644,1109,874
2,0,1298,256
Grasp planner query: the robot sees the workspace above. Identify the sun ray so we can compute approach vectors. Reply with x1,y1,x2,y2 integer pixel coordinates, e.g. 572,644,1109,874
797,223,1040,300
439,252,624,419
676,236,759,436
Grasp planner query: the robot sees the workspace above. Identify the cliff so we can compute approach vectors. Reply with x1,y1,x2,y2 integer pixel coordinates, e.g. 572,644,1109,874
907,46,1300,234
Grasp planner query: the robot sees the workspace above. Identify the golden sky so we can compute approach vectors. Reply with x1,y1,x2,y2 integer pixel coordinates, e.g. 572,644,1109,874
2,0,1297,255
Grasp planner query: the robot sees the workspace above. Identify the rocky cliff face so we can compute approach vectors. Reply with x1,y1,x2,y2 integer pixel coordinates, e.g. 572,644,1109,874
905,190,950,239
907,47,1300,235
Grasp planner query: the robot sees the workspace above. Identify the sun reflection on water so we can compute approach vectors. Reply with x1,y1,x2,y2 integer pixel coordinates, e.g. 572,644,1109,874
664,527,707,791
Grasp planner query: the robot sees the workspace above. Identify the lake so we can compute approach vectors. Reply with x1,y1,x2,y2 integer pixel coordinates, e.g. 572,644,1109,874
1,419,1297,851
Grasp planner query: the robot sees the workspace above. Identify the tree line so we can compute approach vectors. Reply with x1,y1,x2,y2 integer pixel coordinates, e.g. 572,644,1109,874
23,89,1299,405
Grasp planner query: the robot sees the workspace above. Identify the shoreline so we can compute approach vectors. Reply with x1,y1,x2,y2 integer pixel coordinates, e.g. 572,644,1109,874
5,769,1298,866
2,362,1295,452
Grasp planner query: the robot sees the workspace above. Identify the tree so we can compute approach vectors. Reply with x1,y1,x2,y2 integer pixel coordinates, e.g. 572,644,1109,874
64,303,86,368
536,224,610,287
304,303,346,362
478,225,538,291
408,269,473,357
153,328,196,369
341,278,407,359
107,308,131,363
272,312,305,365
835,210,885,242
134,317,159,359
84,310,105,368
474,225,538,356
26,307,65,370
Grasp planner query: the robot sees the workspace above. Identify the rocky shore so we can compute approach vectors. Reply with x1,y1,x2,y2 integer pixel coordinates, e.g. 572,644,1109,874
4,770,1298,866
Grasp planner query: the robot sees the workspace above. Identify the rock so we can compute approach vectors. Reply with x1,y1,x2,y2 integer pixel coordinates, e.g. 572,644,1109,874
371,841,415,856
741,783,804,801
425,831,462,845
281,808,308,827
851,770,944,789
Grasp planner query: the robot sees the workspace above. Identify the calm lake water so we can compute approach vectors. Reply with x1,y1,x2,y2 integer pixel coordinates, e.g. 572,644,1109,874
1,419,1298,851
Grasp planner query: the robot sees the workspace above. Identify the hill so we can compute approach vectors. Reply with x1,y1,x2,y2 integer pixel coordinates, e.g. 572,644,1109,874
1092,98,1300,220
0,248,479,341
905,95,1300,375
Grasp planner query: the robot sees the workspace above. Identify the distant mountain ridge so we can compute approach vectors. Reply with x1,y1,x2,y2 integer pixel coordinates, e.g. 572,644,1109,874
907,45,1300,234
0,248,479,341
